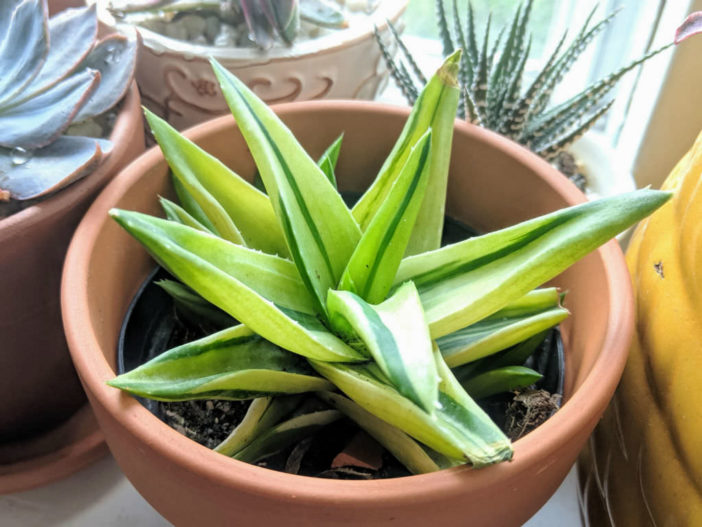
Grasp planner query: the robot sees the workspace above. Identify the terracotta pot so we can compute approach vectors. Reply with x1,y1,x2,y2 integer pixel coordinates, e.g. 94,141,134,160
91,0,407,130
62,101,633,526
0,83,144,444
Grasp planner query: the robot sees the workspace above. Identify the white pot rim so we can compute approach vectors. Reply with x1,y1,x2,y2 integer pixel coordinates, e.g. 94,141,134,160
92,0,407,61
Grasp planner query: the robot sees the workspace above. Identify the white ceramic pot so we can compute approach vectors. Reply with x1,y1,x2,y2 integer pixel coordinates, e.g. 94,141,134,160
93,0,408,129
568,131,637,200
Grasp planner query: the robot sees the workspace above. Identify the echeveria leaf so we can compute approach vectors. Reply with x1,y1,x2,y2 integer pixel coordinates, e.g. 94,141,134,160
73,31,138,121
352,51,460,256
437,306,568,368
155,279,235,328
0,0,48,107
0,69,99,149
318,391,459,474
675,11,702,44
108,325,332,401
339,131,432,303
317,133,343,189
215,395,303,456
21,5,97,101
327,282,438,413
146,109,288,256
212,58,362,316
159,197,213,234
233,409,342,463
460,365,542,400
396,189,672,338
111,210,364,362
0,136,101,200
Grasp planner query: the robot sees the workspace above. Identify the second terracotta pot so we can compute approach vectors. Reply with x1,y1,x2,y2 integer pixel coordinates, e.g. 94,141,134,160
62,101,633,526
0,83,144,444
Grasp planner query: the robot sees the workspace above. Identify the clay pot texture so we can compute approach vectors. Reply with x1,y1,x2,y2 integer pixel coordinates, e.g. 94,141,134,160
91,0,407,130
0,83,144,442
62,101,633,527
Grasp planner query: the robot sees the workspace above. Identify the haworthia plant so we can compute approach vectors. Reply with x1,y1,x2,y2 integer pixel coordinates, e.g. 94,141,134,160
110,53,671,474
376,0,675,161
0,1,137,202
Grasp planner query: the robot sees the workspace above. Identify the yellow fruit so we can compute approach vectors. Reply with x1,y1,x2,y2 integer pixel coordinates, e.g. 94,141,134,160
580,131,702,526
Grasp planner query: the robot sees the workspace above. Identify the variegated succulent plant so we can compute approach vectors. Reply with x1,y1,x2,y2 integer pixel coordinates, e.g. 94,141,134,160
108,0,355,50
0,1,137,206
377,0,673,161
106,52,669,474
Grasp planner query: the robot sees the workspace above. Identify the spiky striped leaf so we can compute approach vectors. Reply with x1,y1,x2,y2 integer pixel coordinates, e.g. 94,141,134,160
146,109,288,255
156,279,234,328
437,305,568,367
172,175,219,233
461,365,542,399
339,131,432,302
233,409,342,463
160,197,212,233
212,58,361,315
432,347,512,466
111,210,364,362
327,282,438,413
396,190,671,338
215,395,303,456
318,391,459,474
316,133,343,189
107,325,332,401
353,52,460,255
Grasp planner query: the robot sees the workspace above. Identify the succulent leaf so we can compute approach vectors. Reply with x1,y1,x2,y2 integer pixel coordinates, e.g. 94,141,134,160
146,109,288,255
73,31,139,122
339,131,432,302
316,133,343,189
215,395,304,456
353,52,460,250
0,68,100,149
460,365,542,399
396,189,672,338
21,5,97,100
327,282,439,414
0,136,101,200
300,0,345,29
0,0,48,108
261,0,300,43
156,278,235,328
319,391,459,474
232,409,342,463
437,305,569,368
110,209,364,363
160,197,213,234
107,324,333,401
675,11,702,44
212,58,362,317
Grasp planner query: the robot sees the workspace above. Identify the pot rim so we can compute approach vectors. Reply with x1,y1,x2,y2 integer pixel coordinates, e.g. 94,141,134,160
62,99,633,504
91,0,408,62
0,82,141,241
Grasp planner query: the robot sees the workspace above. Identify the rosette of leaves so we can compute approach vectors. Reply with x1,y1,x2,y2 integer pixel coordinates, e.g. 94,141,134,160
107,52,669,474
108,0,350,50
0,1,137,203
377,0,674,161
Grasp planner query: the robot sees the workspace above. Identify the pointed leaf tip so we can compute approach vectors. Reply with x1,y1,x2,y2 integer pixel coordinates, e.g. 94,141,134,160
439,49,462,87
